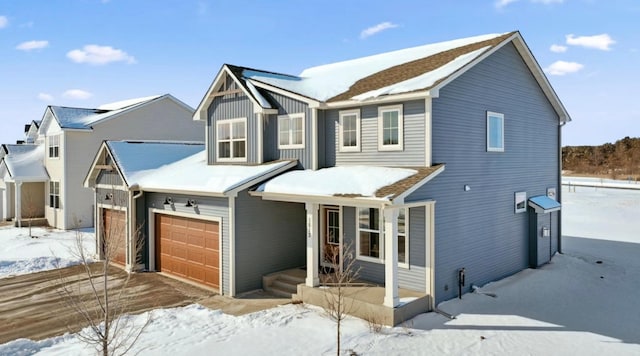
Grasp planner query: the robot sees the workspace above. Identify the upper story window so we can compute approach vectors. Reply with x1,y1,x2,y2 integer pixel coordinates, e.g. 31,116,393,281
49,181,60,209
378,104,404,151
339,109,360,152
278,113,305,149
48,134,60,158
217,118,247,162
487,111,504,152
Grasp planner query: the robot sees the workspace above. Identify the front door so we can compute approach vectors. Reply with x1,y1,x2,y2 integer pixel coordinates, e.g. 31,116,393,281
321,206,341,269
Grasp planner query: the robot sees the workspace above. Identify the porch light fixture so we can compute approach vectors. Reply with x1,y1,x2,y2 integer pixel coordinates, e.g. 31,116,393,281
105,193,113,201
464,185,471,191
185,199,197,208
163,197,173,205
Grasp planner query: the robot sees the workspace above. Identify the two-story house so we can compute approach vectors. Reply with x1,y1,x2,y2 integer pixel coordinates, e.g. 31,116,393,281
1,94,203,230
85,31,569,324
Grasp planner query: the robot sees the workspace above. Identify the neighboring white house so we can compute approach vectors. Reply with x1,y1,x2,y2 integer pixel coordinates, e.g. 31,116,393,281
1,94,203,229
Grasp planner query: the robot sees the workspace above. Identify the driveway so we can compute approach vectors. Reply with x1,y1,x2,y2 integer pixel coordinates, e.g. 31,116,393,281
0,264,289,344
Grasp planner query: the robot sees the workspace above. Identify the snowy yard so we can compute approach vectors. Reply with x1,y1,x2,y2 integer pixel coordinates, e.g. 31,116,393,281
1,184,639,355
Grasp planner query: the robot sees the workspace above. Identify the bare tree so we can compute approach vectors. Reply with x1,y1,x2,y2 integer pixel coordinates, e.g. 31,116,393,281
22,188,39,239
321,241,361,356
56,190,149,356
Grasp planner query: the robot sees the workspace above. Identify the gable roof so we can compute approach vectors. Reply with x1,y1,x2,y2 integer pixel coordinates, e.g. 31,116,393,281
43,94,193,131
0,144,48,182
209,31,569,122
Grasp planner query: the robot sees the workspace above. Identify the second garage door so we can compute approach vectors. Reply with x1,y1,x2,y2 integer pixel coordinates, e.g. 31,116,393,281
155,214,219,289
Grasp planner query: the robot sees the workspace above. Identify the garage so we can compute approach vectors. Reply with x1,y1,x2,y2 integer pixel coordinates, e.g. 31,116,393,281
155,214,219,289
102,209,126,265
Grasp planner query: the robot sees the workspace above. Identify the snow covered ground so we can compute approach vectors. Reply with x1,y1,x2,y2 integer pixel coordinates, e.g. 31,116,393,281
1,184,639,355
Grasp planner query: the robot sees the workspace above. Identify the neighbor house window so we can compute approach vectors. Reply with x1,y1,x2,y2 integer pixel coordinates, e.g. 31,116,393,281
378,104,403,151
217,118,246,161
357,207,381,260
487,111,504,152
339,109,360,152
278,113,305,149
398,208,409,267
49,181,60,209
48,134,60,158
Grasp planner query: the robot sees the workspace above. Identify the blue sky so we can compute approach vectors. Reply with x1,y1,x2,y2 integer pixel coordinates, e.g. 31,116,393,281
1,0,638,146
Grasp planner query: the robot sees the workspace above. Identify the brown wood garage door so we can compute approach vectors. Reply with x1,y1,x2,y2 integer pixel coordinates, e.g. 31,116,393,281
155,214,219,289
103,209,126,265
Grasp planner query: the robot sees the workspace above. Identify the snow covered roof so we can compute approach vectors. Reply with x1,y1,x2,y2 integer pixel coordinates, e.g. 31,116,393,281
242,32,513,102
48,95,164,130
256,164,444,203
529,195,562,214
0,144,48,182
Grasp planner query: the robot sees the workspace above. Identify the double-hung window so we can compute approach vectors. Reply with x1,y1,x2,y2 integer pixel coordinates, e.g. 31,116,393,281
357,208,382,260
398,208,409,267
48,134,60,158
487,111,504,152
217,118,247,161
378,104,404,151
339,109,360,152
278,113,305,149
49,181,60,209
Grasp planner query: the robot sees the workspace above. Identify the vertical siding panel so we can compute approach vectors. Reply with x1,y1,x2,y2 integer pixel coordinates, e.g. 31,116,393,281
207,93,256,164
407,43,561,303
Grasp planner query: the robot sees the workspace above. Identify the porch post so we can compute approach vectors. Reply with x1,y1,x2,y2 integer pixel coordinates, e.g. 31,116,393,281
383,207,399,307
15,181,22,228
305,202,320,287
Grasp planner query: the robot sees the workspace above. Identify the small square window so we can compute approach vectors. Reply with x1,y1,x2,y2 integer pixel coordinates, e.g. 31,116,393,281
487,111,504,152
278,113,305,149
216,118,247,162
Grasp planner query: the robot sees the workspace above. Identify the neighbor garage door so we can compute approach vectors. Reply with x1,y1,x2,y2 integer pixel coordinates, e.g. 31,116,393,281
155,214,219,289
103,209,126,265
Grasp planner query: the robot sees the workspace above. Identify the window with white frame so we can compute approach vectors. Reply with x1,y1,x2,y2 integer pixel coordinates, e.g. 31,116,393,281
48,134,60,158
378,104,403,151
217,118,247,161
339,109,360,152
487,111,504,152
49,181,60,209
357,207,381,259
278,113,305,149
398,208,409,266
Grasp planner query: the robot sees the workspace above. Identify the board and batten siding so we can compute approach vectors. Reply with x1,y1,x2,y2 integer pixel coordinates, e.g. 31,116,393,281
262,91,313,169
233,190,306,294
323,100,425,167
407,42,561,304
144,192,231,294
342,206,427,292
96,187,128,208
96,155,124,187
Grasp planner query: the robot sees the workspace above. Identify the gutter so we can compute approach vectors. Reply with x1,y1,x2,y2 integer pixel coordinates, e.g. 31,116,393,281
557,121,567,254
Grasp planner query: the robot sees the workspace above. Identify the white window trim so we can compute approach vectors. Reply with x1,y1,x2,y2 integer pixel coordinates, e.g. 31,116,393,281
278,113,305,149
398,207,409,269
48,134,60,159
378,104,404,151
216,117,247,162
486,111,505,152
338,109,361,152
49,181,60,209
356,207,384,264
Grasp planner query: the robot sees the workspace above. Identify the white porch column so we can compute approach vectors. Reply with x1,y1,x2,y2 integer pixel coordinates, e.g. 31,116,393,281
305,202,320,287
383,207,399,307
15,181,22,228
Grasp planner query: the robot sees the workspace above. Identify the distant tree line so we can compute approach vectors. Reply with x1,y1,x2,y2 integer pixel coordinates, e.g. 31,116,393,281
562,136,640,180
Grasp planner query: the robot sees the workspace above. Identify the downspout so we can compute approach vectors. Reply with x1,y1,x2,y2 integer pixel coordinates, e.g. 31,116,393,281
557,121,566,254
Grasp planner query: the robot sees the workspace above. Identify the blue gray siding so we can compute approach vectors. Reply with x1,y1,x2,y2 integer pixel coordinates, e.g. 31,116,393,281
323,100,426,167
96,155,124,187
407,42,561,303
234,190,306,293
96,187,128,208
342,206,427,293
262,91,313,169
144,192,231,294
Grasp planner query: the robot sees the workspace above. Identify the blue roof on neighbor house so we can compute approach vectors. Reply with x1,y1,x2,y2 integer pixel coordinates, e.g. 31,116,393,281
528,195,562,214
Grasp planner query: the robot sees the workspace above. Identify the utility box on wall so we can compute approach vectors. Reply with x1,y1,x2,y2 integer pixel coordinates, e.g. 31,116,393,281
528,195,562,268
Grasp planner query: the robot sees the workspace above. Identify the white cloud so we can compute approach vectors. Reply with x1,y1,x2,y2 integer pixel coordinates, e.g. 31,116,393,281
360,22,399,39
38,93,54,102
0,15,8,28
62,89,93,100
16,40,49,51
550,44,568,53
566,33,615,51
495,0,519,9
545,60,584,76
66,45,136,65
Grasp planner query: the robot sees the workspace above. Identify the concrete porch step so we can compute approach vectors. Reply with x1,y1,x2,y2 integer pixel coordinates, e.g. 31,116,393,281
263,268,306,299
15,218,48,228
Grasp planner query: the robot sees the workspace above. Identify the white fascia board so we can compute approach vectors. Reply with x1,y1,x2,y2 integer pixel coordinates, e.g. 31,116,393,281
252,191,391,207
223,160,298,196
323,91,432,109
83,141,109,188
135,187,227,198
193,66,227,121
392,165,446,205
248,80,322,108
